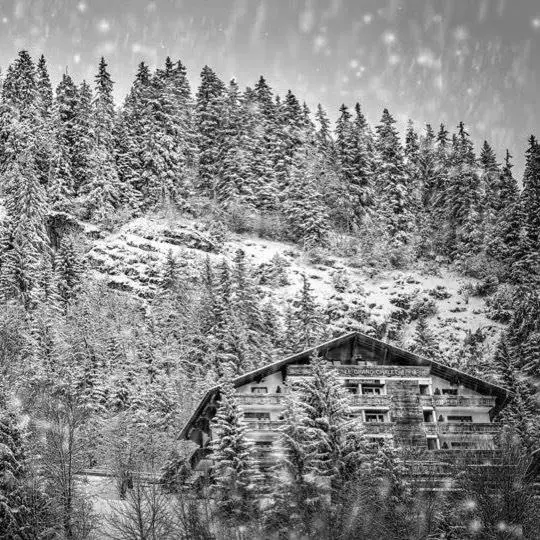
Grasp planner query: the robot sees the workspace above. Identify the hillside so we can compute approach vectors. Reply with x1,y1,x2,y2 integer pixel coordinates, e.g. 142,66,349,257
84,211,504,369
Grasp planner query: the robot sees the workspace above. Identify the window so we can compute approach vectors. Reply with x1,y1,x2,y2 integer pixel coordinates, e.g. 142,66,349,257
362,385,383,395
364,410,386,423
244,412,270,420
344,380,358,394
426,438,438,450
447,415,473,423
441,388,458,395
423,410,434,422
251,387,268,394
419,384,430,395
254,441,273,449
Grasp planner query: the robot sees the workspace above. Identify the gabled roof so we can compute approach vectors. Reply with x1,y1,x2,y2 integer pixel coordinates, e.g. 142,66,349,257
180,331,510,440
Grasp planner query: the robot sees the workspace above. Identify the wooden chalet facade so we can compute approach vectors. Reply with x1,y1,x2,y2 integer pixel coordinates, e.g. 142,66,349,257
181,332,510,473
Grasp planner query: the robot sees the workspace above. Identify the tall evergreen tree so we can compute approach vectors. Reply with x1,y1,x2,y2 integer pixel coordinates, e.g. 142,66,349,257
209,381,261,527
195,65,225,195
374,108,416,245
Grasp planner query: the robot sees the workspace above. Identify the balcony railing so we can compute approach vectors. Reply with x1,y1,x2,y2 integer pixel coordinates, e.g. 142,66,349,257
420,395,496,408
244,420,284,431
363,422,396,434
438,423,499,434
237,394,286,406
287,365,431,378
350,395,390,407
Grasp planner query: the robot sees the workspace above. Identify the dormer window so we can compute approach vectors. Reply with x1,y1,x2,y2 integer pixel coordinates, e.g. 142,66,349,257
442,388,458,396
251,387,268,394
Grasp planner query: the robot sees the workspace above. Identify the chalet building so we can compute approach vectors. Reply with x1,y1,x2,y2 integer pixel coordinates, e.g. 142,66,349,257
181,332,509,472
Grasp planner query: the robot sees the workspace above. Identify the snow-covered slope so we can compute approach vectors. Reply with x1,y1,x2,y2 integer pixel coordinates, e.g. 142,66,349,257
85,214,503,357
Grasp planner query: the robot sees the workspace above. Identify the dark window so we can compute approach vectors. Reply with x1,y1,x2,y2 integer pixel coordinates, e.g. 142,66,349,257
419,384,430,395
251,387,268,394
362,385,383,395
365,410,386,422
442,388,458,395
244,412,271,420
344,380,358,394
447,415,473,423
426,438,438,450
423,410,434,422
254,441,273,448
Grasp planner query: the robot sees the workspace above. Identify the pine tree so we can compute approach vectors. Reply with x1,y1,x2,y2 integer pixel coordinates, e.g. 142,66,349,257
293,354,367,502
410,317,439,359
210,381,261,526
266,394,323,537
49,73,79,212
0,119,50,308
494,339,539,449
55,236,84,308
71,81,94,196
283,148,330,248
520,136,540,278
488,151,524,279
445,122,481,257
36,54,53,118
80,58,120,220
195,66,225,195
290,275,324,351
374,108,417,246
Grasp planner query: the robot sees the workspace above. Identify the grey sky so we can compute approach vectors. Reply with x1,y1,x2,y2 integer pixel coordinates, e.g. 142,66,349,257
1,0,539,175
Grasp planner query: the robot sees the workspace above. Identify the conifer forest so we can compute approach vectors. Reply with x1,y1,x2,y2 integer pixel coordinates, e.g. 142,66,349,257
0,1,540,539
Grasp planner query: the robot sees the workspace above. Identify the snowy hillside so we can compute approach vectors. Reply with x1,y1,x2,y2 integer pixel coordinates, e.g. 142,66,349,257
85,212,504,364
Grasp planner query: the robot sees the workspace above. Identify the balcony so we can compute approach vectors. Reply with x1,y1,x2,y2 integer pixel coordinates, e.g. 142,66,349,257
287,365,431,378
350,395,390,407
363,422,396,434
237,394,286,406
438,423,499,434
244,420,284,432
420,395,496,408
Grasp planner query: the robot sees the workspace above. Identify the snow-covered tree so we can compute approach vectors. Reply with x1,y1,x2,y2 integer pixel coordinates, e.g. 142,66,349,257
209,381,261,526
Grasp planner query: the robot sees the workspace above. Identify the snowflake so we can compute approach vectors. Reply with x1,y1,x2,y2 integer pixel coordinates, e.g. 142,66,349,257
383,31,396,45
363,13,373,24
532,18,540,29
97,19,110,33
77,2,87,13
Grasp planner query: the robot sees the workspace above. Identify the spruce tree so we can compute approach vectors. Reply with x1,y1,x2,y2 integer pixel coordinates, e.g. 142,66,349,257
80,58,120,220
410,317,439,359
195,65,225,195
520,136,540,278
374,108,416,246
283,148,330,248
209,381,261,527
293,354,367,504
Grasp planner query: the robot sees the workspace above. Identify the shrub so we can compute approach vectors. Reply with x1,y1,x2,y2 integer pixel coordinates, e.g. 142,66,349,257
485,284,517,322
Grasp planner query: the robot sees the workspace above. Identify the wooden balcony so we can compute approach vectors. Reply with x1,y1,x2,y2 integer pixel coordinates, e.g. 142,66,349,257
363,422,396,434
350,395,390,407
438,422,499,434
244,420,284,432
420,395,496,408
422,422,499,436
287,364,431,378
237,394,286,406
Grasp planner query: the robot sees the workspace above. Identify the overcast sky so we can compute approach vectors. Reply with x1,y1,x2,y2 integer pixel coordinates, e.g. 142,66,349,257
1,0,539,175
